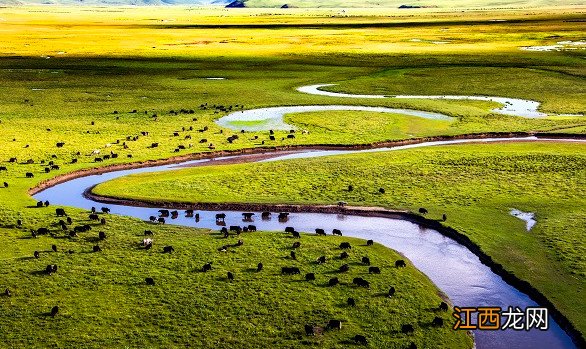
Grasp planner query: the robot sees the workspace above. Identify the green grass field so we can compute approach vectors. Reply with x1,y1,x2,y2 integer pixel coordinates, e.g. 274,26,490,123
0,218,473,348
0,5,584,348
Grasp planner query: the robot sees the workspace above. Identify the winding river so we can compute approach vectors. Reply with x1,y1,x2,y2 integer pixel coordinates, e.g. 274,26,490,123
297,84,584,118
32,136,584,349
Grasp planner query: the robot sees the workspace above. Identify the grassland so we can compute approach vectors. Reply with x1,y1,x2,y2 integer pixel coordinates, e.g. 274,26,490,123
93,141,586,334
0,5,584,348
0,7,585,58
0,217,474,348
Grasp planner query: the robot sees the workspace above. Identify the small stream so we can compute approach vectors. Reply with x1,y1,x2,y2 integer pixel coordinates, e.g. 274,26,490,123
31,137,584,349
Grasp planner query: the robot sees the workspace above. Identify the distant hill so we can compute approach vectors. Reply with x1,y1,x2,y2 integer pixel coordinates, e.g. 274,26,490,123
0,0,231,4
0,0,576,7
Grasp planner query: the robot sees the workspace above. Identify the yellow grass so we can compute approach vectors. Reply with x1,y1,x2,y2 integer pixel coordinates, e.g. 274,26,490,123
0,6,584,58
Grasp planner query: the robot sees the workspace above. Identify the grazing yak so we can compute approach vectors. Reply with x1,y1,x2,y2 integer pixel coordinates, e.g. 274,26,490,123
99,231,107,240
292,242,301,249
442,214,447,222
347,297,356,307
353,277,370,288
51,245,57,252
340,251,349,259
158,218,165,224
257,263,263,272
368,266,381,274
202,262,212,272
45,264,58,275
332,229,342,236
247,225,256,232
367,239,374,246
278,212,289,221
215,213,226,221
291,231,300,239
34,251,40,259
290,251,297,260
101,207,110,214
4,288,11,297
339,242,352,249
326,319,342,330
379,188,385,194
305,273,315,281
93,245,102,253
261,212,271,219
74,225,91,233
55,208,66,217
401,324,414,334
227,272,234,281
229,225,242,234
285,227,295,233
352,335,368,345
328,277,339,286
439,301,449,311
361,257,371,265
25,172,34,178
163,246,174,253
50,306,59,317
395,260,407,268
315,228,326,236
159,209,169,217
316,256,326,264
149,216,156,222
281,267,300,275
304,324,315,336
419,207,428,215
432,317,444,327
144,230,154,236
89,214,99,221
388,286,396,297
145,277,155,286
3,182,7,188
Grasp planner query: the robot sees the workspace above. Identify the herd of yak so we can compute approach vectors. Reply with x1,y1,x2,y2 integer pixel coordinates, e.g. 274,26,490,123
5,205,451,348
0,105,306,187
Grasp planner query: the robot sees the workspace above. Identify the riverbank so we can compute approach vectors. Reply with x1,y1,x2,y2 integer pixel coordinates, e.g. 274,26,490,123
29,131,584,196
